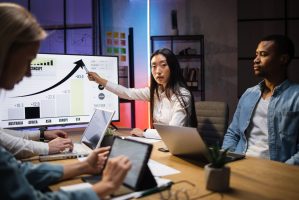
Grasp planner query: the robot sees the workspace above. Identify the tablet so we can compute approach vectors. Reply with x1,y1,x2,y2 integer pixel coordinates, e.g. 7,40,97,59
108,137,153,190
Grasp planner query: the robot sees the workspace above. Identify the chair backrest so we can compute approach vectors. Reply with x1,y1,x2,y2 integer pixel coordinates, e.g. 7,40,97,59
195,101,229,147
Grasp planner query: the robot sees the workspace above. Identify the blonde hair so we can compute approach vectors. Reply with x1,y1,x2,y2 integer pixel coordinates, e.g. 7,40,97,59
0,3,47,77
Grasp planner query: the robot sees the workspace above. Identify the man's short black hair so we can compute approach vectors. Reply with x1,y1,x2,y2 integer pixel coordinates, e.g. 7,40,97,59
261,35,295,64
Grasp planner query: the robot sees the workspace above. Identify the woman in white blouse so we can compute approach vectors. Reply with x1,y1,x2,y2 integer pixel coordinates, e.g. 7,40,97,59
88,48,197,139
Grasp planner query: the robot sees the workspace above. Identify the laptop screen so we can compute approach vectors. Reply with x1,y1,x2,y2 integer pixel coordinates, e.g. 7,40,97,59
108,137,153,189
81,109,115,149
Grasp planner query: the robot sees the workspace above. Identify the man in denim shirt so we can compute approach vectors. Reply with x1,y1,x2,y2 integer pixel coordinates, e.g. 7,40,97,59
222,35,299,165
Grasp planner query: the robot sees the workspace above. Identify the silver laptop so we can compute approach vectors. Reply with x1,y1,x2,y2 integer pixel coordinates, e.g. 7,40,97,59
153,123,245,162
39,108,115,161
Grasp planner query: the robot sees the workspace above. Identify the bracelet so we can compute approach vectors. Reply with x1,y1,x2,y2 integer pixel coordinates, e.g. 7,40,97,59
39,127,47,142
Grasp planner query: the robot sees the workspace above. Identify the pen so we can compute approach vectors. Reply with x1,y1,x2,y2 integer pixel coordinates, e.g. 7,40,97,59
135,181,173,198
83,65,89,73
81,63,105,90
81,64,105,90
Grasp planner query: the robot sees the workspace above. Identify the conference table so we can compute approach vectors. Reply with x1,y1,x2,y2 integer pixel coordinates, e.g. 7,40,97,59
48,128,299,200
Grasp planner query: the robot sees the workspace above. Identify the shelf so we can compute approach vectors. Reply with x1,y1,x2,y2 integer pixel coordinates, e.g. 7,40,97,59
176,55,202,59
151,35,205,101
189,87,203,91
151,35,204,41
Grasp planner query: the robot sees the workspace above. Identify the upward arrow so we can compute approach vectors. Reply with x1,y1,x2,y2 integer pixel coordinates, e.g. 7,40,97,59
13,59,86,98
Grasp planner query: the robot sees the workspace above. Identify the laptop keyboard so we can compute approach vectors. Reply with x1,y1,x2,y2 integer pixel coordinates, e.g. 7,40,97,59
38,144,90,162
73,143,91,154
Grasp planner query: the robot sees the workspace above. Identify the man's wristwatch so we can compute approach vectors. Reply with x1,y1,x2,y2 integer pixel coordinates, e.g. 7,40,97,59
39,127,47,142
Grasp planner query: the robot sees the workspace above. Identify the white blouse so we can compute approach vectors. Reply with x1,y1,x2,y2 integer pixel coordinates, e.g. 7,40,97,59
105,81,192,139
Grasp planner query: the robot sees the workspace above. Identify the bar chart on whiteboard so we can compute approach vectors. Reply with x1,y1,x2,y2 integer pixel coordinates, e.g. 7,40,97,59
0,54,119,128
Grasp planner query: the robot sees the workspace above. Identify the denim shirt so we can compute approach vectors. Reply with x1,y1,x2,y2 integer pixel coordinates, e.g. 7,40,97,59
222,80,299,165
0,146,99,199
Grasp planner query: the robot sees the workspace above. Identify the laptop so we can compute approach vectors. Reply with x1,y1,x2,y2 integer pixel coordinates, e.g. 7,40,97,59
153,123,245,163
39,108,115,161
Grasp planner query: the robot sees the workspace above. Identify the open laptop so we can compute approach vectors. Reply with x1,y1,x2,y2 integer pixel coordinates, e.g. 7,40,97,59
39,108,115,161
153,123,245,163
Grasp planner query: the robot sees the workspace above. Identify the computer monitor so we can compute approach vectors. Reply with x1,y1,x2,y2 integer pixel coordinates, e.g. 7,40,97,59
0,54,119,128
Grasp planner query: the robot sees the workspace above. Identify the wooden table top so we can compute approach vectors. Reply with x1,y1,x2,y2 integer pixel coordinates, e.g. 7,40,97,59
47,128,299,200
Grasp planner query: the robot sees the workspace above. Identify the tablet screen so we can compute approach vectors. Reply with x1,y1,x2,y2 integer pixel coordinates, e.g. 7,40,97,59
81,109,114,149
108,137,152,189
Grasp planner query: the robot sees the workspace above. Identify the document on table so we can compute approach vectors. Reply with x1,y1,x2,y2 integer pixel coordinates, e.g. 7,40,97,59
125,136,161,144
60,183,92,191
148,159,180,177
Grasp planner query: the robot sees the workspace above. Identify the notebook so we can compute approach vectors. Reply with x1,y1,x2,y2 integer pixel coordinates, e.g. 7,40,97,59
39,108,115,161
153,123,245,163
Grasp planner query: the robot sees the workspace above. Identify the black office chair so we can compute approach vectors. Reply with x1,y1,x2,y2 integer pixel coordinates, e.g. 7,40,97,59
195,101,229,147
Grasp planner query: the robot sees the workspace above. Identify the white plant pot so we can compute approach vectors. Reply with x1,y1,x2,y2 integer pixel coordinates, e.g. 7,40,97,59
204,163,230,192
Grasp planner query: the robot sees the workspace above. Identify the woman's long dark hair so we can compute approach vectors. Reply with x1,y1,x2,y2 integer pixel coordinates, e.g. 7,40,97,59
149,48,197,128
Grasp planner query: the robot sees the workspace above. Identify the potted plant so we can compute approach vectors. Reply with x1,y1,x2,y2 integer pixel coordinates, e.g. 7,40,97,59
204,146,230,192
101,127,116,147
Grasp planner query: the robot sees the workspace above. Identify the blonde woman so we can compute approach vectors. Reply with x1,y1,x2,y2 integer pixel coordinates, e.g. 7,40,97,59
0,3,75,158
0,3,131,199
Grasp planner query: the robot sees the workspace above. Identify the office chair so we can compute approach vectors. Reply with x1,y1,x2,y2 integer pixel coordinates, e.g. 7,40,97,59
195,101,229,147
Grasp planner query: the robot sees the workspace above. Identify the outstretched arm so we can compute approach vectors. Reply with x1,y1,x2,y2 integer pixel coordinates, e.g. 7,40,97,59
87,71,150,101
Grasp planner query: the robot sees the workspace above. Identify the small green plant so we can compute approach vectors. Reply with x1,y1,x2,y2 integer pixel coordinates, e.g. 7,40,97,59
105,127,116,136
207,146,229,168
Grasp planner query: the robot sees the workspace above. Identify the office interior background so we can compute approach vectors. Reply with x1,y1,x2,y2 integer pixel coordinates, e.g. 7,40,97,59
2,0,299,129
